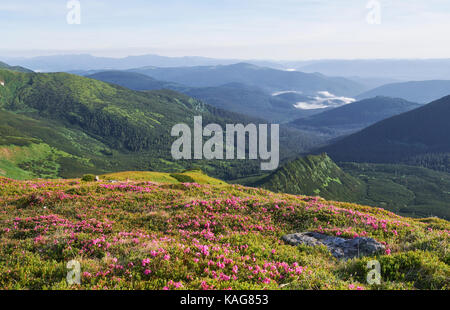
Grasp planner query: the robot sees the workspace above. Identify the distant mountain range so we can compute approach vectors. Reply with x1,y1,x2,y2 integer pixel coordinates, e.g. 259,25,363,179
1,54,285,72
357,80,450,103
293,59,450,81
321,95,450,171
128,63,365,96
290,97,422,137
345,76,401,90
5,54,450,82
87,69,357,122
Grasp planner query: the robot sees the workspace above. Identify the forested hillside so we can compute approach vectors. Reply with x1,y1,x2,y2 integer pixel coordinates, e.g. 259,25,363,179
321,95,450,172
0,68,320,180
0,61,32,73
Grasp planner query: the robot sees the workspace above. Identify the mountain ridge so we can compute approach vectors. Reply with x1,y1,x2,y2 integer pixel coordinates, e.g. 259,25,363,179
290,96,422,137
320,95,450,170
357,80,450,103
252,154,365,202
86,70,333,122
128,63,366,96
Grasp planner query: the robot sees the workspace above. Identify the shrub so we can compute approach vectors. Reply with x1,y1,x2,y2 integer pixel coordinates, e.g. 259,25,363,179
81,174,96,182
342,250,449,289
169,173,195,183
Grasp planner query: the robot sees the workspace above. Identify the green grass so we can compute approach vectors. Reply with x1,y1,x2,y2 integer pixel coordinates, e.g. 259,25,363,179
0,174,447,290
100,170,226,185
0,159,34,179
0,143,79,179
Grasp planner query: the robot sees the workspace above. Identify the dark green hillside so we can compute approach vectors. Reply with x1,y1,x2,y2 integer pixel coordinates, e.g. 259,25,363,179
341,163,450,219
291,97,421,137
0,109,116,179
405,153,450,173
321,95,450,171
87,71,182,91
0,61,33,73
252,154,365,201
0,69,320,180
0,70,209,152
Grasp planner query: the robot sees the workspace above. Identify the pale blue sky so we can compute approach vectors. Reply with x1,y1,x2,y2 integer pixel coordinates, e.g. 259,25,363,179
1,0,449,59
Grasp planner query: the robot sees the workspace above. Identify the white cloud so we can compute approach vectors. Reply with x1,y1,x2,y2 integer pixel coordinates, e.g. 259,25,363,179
294,102,329,110
271,90,302,96
294,91,355,110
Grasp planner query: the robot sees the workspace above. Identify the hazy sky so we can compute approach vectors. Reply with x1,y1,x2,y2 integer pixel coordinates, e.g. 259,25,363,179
1,0,449,59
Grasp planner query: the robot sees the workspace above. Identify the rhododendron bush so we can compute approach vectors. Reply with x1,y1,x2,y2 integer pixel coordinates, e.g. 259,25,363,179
0,176,448,290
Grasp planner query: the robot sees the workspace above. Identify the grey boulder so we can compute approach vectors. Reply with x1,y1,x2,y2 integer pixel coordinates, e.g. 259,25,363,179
282,232,385,260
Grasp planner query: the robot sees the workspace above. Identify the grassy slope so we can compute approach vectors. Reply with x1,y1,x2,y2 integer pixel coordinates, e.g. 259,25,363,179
239,154,450,220
0,109,103,179
101,169,227,185
0,109,113,179
0,69,210,153
253,154,366,202
0,174,448,290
